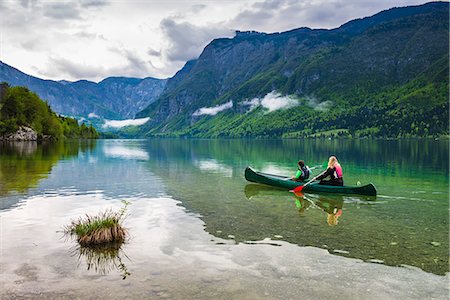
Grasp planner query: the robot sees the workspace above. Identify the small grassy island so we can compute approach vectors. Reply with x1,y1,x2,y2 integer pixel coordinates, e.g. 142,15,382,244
0,82,98,140
64,201,129,246
64,202,131,279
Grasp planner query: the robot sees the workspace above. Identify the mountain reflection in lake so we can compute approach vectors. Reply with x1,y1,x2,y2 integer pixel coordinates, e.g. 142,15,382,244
0,139,448,299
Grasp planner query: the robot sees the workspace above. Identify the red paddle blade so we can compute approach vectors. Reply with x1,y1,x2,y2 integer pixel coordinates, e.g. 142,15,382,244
293,190,304,197
293,185,304,193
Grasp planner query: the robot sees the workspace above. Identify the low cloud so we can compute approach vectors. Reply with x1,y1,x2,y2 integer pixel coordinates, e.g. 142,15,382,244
88,112,100,119
241,91,299,113
102,117,150,128
306,96,332,111
193,101,233,116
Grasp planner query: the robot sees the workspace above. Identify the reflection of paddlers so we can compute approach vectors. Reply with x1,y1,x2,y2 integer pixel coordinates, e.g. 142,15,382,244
299,193,344,226
316,196,343,226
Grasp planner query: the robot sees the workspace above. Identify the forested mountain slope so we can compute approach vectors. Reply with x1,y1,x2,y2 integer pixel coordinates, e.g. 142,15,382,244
137,2,448,138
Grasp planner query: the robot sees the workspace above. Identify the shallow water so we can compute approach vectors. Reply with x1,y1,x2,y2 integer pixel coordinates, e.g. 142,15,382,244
0,139,448,299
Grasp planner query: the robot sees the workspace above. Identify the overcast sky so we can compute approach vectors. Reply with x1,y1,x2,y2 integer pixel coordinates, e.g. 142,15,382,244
0,0,431,82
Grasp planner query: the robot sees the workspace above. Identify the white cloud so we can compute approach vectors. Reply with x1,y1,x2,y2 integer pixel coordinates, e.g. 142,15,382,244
261,92,298,112
306,96,332,111
193,101,233,116
88,112,100,118
241,91,299,113
102,117,150,128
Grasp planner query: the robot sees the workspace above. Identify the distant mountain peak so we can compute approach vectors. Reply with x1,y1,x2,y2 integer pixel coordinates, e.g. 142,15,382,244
0,61,168,120
58,80,72,85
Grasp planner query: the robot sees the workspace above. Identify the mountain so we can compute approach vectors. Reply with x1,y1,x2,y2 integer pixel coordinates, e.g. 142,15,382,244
0,61,167,120
137,2,449,138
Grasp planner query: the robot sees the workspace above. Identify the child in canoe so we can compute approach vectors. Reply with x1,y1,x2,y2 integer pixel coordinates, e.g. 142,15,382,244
291,160,310,182
316,156,344,186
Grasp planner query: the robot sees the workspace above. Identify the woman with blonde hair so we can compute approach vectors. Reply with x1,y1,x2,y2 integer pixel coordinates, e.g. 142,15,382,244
315,156,344,186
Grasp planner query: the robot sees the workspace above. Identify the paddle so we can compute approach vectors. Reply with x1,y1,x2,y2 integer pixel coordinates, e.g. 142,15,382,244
292,168,327,193
292,177,317,193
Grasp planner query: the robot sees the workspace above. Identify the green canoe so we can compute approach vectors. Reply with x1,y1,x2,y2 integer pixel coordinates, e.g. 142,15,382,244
244,167,377,196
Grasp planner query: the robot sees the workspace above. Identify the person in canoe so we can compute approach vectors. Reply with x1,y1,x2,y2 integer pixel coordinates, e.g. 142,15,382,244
315,156,344,186
291,160,310,182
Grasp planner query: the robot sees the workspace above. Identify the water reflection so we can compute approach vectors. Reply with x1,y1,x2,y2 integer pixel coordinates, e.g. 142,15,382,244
142,136,448,276
71,243,131,279
0,141,97,210
295,193,344,226
142,138,449,179
103,142,149,160
1,139,448,276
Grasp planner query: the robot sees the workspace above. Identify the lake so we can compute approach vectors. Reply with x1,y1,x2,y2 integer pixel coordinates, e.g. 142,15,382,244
0,139,448,299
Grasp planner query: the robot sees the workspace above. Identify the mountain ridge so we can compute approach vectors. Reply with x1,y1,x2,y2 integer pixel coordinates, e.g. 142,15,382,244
0,61,167,120
136,1,449,138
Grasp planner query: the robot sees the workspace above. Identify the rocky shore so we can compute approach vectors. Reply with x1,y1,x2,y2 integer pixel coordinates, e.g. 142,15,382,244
0,126,38,141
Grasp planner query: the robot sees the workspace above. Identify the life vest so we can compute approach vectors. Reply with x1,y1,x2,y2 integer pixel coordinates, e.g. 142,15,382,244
301,165,310,178
334,164,343,178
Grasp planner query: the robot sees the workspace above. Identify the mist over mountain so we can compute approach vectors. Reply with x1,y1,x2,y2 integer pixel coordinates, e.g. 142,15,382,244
0,61,167,120
136,2,449,138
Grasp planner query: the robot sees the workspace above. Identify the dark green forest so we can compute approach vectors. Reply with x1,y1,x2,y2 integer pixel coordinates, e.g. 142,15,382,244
0,83,98,139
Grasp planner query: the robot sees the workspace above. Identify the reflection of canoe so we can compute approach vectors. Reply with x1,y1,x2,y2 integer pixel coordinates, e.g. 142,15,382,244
244,183,285,199
245,167,377,196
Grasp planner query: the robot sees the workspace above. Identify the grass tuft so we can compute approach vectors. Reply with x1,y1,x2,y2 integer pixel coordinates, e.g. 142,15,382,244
64,201,129,246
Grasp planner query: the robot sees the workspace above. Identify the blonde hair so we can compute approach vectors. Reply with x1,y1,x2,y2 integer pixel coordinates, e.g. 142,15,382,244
327,156,339,168
327,213,339,226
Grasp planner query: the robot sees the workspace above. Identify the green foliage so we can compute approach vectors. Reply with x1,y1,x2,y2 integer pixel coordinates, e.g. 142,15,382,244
0,83,98,139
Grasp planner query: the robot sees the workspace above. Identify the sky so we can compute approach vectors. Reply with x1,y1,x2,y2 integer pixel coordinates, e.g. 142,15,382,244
0,0,431,82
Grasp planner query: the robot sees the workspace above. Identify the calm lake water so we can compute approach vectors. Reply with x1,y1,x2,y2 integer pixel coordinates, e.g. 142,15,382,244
0,139,448,299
